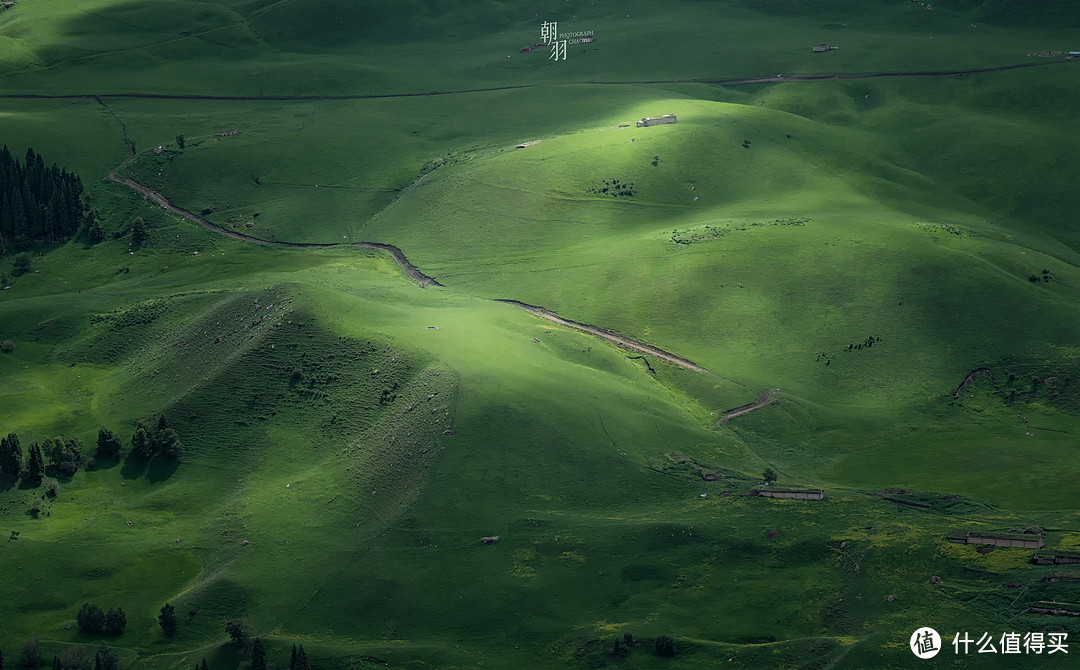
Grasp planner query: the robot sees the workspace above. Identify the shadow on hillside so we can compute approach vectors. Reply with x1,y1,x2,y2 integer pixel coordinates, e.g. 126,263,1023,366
87,456,121,472
121,454,149,480
0,473,14,493
17,477,43,491
146,458,179,483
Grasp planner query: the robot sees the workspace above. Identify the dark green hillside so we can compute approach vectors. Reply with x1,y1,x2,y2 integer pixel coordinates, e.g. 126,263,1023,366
4,0,1080,667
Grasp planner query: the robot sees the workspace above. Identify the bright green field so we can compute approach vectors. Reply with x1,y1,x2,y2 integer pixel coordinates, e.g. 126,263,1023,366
3,1,1080,668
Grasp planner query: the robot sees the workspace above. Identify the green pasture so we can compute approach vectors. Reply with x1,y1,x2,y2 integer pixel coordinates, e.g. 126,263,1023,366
4,0,1080,668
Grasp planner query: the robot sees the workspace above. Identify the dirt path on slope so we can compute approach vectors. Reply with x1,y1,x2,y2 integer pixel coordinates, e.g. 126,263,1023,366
717,389,778,425
495,299,755,386
107,167,443,287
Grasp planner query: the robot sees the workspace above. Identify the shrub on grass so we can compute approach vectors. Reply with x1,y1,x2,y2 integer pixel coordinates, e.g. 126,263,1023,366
12,253,30,277
59,646,88,670
48,436,83,477
225,619,253,648
763,468,778,484
130,218,148,246
20,638,43,669
654,635,676,657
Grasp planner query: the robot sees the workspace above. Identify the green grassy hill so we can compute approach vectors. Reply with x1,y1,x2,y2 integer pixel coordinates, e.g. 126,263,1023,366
3,0,1080,668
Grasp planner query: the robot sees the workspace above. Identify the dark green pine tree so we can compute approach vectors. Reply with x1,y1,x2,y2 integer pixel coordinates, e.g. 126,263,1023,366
0,432,22,478
104,607,126,634
295,645,309,670
201,658,208,670
95,428,123,461
290,644,297,670
51,656,60,670
250,639,266,670
158,603,178,637
1,647,5,670
131,426,154,459
26,442,45,480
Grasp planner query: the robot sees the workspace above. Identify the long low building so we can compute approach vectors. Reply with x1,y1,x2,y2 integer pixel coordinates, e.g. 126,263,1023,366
947,529,1044,549
636,114,677,127
752,486,824,500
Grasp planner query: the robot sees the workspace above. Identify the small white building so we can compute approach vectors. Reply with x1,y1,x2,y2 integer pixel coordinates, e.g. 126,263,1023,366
636,114,677,127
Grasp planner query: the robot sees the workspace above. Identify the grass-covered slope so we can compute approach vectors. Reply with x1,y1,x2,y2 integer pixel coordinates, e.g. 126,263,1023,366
4,0,1080,668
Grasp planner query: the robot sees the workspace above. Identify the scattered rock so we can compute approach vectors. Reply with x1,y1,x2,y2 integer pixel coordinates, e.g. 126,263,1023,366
887,594,895,602
976,546,995,554
242,540,250,546
840,541,847,549
481,536,500,545
765,529,779,540
930,575,943,585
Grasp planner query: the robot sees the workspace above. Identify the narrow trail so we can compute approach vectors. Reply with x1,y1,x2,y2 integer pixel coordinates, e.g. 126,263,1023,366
718,389,778,425
107,158,745,383
1,59,1070,103
106,166,443,287
494,299,751,386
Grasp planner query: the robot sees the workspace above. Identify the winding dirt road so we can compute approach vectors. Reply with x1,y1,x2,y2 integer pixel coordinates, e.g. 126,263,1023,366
107,167,443,287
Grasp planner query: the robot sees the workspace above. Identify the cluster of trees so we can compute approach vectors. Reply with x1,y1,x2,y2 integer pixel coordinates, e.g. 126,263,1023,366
0,145,93,254
76,604,126,635
132,416,183,461
0,418,184,483
610,633,677,660
0,433,82,480
6,628,312,670
14,639,119,670
844,336,882,352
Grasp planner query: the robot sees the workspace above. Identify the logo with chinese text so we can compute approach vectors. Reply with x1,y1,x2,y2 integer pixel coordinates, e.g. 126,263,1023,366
910,628,941,659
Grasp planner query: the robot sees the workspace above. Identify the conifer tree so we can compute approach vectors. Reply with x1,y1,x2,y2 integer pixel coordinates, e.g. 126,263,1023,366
104,607,126,635
26,442,44,480
131,426,153,459
0,432,22,478
157,603,178,637
295,645,309,670
250,639,266,670
95,428,123,461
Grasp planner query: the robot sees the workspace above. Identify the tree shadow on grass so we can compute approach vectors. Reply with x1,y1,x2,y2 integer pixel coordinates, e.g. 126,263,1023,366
121,453,150,480
17,477,44,491
87,456,121,473
146,457,178,483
